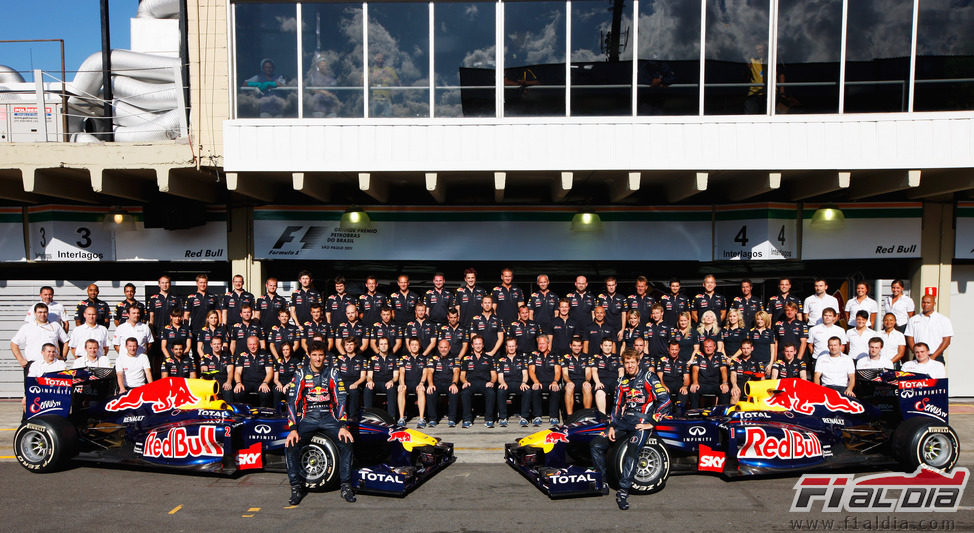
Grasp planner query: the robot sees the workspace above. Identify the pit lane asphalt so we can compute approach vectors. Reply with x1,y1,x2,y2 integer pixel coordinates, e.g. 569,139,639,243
2,402,974,533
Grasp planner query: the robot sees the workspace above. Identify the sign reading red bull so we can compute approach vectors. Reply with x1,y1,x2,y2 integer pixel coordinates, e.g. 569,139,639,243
143,426,223,459
105,378,200,413
739,427,823,460
763,379,864,415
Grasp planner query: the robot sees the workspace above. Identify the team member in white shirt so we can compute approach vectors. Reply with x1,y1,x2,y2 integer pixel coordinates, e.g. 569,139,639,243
73,339,113,369
27,343,67,377
11,303,70,366
856,337,894,370
876,313,906,364
845,311,872,361
24,286,68,332
844,282,878,327
905,295,953,361
901,342,946,379
882,279,914,332
814,337,856,396
807,308,847,359
803,278,839,326
68,306,110,358
116,337,153,392
113,305,154,355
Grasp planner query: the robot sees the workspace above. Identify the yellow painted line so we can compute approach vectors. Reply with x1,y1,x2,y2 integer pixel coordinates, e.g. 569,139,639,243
0,428,16,431
247,507,261,512
168,505,182,515
0,456,15,459
241,514,254,518
283,505,298,510
455,447,504,451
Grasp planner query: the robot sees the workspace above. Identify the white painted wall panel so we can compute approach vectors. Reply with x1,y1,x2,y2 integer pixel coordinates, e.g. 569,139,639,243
949,266,974,398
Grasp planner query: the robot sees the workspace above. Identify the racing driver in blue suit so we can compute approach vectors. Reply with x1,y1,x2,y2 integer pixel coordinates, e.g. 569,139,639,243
590,348,671,510
285,341,356,505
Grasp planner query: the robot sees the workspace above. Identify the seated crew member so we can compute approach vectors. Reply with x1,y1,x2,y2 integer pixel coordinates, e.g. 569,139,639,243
813,336,856,396
856,337,893,371
200,336,234,402
233,335,273,407
656,341,689,416
528,335,562,426
425,339,460,428
460,334,497,428
729,340,764,403
900,342,946,379
689,338,730,408
73,339,112,369
590,348,671,511
495,337,531,427
161,342,197,379
334,337,367,421
284,341,355,506
590,337,624,415
273,343,302,408
561,336,592,417
396,337,428,426
771,342,807,380
160,309,192,371
24,343,66,411
116,337,153,393
363,336,399,418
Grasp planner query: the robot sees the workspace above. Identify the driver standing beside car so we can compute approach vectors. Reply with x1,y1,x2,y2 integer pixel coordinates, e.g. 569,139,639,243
590,348,671,511
285,341,356,506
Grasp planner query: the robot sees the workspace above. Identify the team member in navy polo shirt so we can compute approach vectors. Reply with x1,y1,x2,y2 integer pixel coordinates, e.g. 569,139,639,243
731,279,763,328
656,341,689,416
528,336,562,426
550,299,577,355
453,268,486,326
507,304,541,356
184,274,221,332
689,338,729,408
590,337,623,415
584,306,616,356
301,303,331,354
425,339,460,427
660,278,690,328
233,335,273,407
624,276,655,331
469,295,505,356
620,310,646,354
334,303,368,356
643,304,671,359
114,283,146,327
403,303,437,356
561,336,592,417
566,276,596,332
228,304,265,355
161,309,192,364
256,277,289,332
75,283,111,328
437,309,468,358
396,337,428,426
424,272,452,326
597,276,626,335
364,337,399,418
325,276,355,327
290,270,321,326
390,274,420,328
494,337,531,427
147,275,181,338
460,335,498,428
774,302,808,360
222,274,255,327
369,306,401,355
527,274,559,337
269,308,301,361
492,267,525,325
358,276,388,326
692,275,727,324
767,277,803,324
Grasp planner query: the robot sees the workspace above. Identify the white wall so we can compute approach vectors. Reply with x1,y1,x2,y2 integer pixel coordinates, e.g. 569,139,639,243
949,266,974,398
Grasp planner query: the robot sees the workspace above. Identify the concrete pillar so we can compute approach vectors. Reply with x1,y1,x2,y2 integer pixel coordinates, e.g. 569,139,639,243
910,202,953,317
227,205,263,295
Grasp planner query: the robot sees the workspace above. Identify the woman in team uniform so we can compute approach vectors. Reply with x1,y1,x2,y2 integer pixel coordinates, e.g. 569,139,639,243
620,310,646,354
696,310,721,346
721,308,747,360
748,311,776,374
671,312,699,363
196,310,227,357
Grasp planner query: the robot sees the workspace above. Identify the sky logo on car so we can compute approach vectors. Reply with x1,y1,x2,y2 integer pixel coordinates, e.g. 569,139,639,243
763,379,864,415
106,378,200,413
236,442,262,470
143,426,223,459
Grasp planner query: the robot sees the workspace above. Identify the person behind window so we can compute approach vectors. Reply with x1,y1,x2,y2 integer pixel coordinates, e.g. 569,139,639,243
370,52,399,117
245,58,289,118
305,52,341,117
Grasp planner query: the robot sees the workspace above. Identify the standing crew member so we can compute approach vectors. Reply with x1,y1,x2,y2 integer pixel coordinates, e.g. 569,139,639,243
290,270,322,326
284,341,355,506
844,281,878,327
222,274,255,327
75,283,112,328
692,275,727,324
334,303,368,356
390,274,420,329
507,304,541,356
325,276,354,327
590,348,671,510
228,304,265,355
26,286,68,331
767,277,802,324
424,272,452,326
803,278,839,326
114,283,146,326
660,278,690,328
147,275,181,368
184,274,221,332
597,276,626,337
404,303,437,356
469,295,504,356
550,299,577,356
566,276,596,332
11,303,70,367
453,268,486,327
256,276,289,332
527,274,559,339
358,276,388,326
624,276,655,332
731,279,763,328
437,309,469,359
492,268,525,325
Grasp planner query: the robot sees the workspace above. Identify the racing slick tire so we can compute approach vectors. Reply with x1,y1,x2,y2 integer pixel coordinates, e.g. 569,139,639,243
300,433,341,491
14,416,77,473
361,407,396,425
566,408,602,425
609,436,670,494
891,418,960,472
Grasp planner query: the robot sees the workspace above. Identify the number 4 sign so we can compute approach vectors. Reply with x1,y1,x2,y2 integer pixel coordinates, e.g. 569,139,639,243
714,204,798,261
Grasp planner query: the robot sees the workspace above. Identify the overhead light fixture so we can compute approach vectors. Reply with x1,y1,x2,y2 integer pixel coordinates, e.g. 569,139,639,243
340,207,371,230
810,204,845,229
571,211,602,232
103,207,136,230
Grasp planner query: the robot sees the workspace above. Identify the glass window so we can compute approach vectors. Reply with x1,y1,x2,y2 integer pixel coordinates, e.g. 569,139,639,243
367,3,429,118
704,0,770,115
435,2,496,117
914,0,974,111
775,0,842,114
844,0,912,113
570,0,633,116
637,0,701,115
235,3,299,118
505,1,567,116
302,3,364,118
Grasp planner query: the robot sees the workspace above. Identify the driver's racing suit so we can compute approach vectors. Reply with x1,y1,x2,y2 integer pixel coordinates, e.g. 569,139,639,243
285,364,353,488
590,368,671,491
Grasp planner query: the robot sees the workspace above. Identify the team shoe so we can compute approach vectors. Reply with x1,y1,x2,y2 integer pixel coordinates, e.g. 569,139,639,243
549,418,559,426
499,419,509,428
532,417,543,427
397,417,406,426
616,490,629,511
416,419,427,429
341,483,357,503
289,486,307,506
519,417,529,427
448,420,456,428
462,420,472,428
485,420,495,428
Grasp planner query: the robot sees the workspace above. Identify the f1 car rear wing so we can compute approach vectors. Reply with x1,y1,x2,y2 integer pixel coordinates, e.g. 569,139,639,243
24,372,75,419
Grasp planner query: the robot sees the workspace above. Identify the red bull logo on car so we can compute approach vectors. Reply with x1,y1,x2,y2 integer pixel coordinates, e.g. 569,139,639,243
544,432,570,445
105,378,201,413
763,379,864,415
739,427,823,460
143,426,223,459
388,430,412,443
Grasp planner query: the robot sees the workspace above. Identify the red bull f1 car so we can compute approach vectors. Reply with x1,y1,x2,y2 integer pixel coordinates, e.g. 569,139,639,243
505,370,960,498
16,368,454,496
